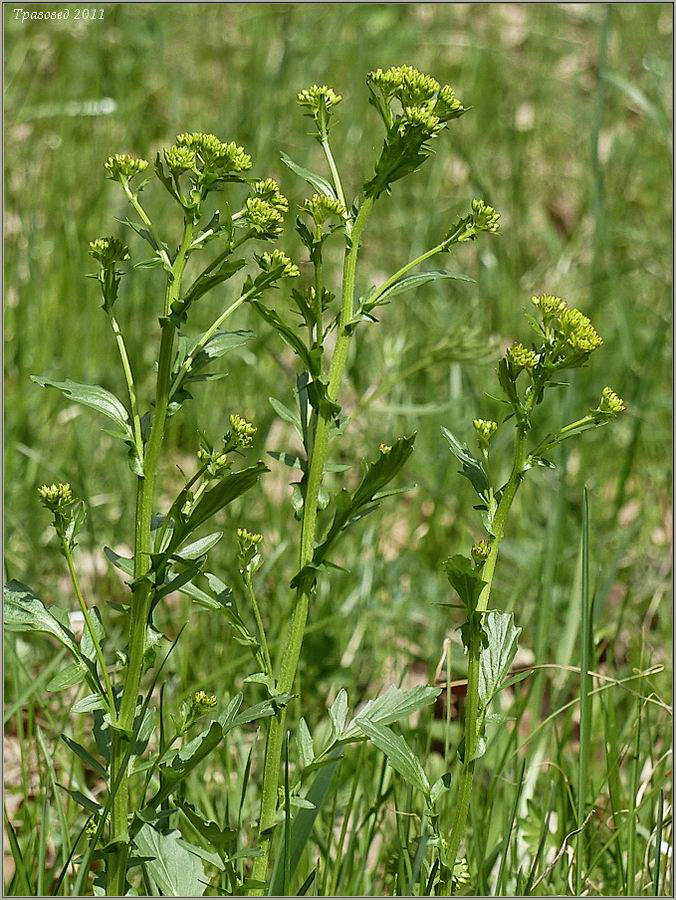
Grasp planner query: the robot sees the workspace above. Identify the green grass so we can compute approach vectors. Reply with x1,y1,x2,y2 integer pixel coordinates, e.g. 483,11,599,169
4,3,672,896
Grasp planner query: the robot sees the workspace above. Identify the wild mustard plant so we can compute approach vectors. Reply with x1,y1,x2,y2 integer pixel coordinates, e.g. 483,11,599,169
5,131,308,895
241,67,501,891
440,295,625,891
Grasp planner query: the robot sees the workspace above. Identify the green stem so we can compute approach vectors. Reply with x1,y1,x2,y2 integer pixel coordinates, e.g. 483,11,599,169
108,218,194,895
108,313,143,461
444,427,527,892
61,540,116,712
368,241,446,307
250,195,375,893
245,572,272,676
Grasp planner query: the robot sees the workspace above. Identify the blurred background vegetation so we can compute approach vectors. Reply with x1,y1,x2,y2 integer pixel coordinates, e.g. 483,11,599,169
4,3,672,895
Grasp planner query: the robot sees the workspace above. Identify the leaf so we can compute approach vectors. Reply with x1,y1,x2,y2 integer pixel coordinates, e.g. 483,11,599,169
72,693,107,714
178,462,268,541
47,662,87,692
177,532,222,560
430,772,452,808
60,734,107,777
443,555,487,613
269,397,303,441
134,825,206,897
477,610,521,708
296,718,315,767
103,547,134,578
250,300,316,374
280,151,337,199
355,718,429,797
231,693,294,727
441,427,489,496
31,376,132,440
361,272,473,321
150,721,224,808
328,689,348,737
294,434,416,587
269,749,342,896
340,684,440,741
57,784,102,815
4,581,80,657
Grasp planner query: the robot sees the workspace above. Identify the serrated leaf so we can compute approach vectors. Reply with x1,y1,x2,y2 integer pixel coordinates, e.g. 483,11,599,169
280,151,337,199
134,825,206,897
443,555,487,613
441,426,489,496
31,376,132,440
4,581,80,656
340,684,440,741
355,718,429,797
478,610,521,708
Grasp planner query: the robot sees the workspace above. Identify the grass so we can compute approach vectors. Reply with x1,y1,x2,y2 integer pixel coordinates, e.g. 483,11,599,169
4,3,673,896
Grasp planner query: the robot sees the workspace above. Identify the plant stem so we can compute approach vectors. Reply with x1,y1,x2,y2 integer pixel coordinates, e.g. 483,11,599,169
245,572,272,676
250,195,375,893
61,540,116,712
368,241,446,306
107,217,193,895
444,427,527,892
108,313,143,461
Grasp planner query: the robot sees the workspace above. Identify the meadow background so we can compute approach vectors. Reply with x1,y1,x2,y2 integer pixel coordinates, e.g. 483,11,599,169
4,3,673,896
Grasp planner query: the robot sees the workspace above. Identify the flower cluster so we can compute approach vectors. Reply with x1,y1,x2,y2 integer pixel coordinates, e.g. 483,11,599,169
88,236,130,268
473,418,498,446
244,196,285,239
399,104,441,137
448,199,501,243
379,443,392,455
256,249,300,278
104,153,149,182
164,143,197,174
471,539,491,563
301,192,346,227
172,132,252,175
597,386,625,416
507,342,539,371
229,414,257,448
367,64,465,125
530,295,603,366
197,441,230,477
192,690,217,713
38,482,73,512
297,84,343,114
557,306,603,354
237,527,263,570
251,178,289,214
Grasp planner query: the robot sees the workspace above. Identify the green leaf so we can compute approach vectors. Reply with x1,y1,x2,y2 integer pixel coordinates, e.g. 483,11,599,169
4,581,80,657
443,555,487,613
430,772,452,808
441,427,489,496
47,662,87,692
250,300,316,375
150,721,223,808
57,783,101,815
294,434,416,587
31,376,132,440
72,693,107,714
177,532,222,560
354,718,429,797
269,397,304,441
280,151,337,199
328,689,348,736
60,734,107,777
103,547,134,578
178,462,268,541
340,684,440,741
296,718,315,767
231,693,294,727
478,610,521,708
134,825,206,897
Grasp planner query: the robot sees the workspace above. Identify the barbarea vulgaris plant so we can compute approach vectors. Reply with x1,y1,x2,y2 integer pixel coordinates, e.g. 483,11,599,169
245,67,500,892
439,294,624,891
6,130,308,895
